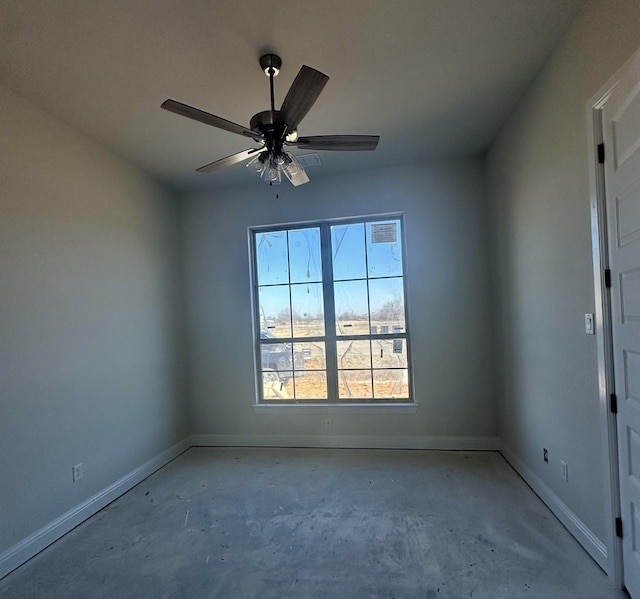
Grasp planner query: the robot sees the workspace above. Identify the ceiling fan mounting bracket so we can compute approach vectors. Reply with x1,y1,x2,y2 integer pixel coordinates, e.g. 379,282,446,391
259,54,282,77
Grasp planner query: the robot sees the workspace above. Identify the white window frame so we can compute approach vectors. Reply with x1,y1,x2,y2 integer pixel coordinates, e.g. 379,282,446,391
249,213,414,407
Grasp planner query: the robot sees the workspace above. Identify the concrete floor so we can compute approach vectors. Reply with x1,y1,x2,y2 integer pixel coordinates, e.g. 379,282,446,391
0,448,626,598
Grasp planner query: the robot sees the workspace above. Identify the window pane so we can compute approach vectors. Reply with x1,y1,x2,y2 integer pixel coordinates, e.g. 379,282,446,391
293,342,326,370
334,280,369,336
373,369,409,399
258,285,291,337
262,370,294,400
291,283,324,337
289,228,322,283
331,223,366,280
371,338,408,369
260,341,293,373
369,277,405,333
294,371,328,399
336,340,371,369
256,231,289,285
366,220,403,278
338,369,373,399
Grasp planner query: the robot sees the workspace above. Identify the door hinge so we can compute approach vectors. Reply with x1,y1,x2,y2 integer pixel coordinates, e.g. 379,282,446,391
616,517,623,538
598,143,605,164
610,393,618,414
604,269,612,288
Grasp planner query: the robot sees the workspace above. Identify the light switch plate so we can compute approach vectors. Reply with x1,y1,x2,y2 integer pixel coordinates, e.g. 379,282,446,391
585,313,595,335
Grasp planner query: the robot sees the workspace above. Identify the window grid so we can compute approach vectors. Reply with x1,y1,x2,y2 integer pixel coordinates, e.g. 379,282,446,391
252,215,412,403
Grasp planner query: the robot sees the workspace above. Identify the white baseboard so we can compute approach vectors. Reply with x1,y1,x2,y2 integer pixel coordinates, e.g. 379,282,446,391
190,433,499,451
498,441,608,571
0,437,191,581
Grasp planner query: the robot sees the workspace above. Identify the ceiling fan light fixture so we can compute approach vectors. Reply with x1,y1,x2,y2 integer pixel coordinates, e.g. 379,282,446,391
284,152,302,177
246,152,267,173
252,154,281,185
248,151,306,186
282,153,309,186
265,164,281,184
285,129,299,143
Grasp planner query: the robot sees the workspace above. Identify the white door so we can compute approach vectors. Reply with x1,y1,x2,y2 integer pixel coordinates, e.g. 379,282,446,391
603,50,640,599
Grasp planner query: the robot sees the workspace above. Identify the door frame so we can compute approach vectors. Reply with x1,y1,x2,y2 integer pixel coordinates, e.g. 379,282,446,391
587,47,640,590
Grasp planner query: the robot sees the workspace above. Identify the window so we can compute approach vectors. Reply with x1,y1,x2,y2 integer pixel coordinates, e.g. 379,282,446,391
251,215,411,403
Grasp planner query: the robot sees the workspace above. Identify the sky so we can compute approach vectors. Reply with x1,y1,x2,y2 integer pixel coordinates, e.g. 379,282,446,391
255,219,405,335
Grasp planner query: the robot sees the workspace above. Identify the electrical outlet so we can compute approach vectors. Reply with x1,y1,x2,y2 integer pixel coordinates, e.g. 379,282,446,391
560,460,568,482
324,418,332,430
543,448,549,463
72,463,83,483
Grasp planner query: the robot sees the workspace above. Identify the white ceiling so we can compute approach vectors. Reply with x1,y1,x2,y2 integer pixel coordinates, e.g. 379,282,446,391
0,0,584,191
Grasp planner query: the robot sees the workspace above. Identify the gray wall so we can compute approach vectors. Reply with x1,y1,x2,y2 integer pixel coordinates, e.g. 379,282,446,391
181,160,496,443
486,0,640,544
0,87,188,553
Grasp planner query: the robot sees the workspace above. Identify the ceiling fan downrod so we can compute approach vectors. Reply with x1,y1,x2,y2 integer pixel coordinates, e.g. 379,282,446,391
259,54,282,113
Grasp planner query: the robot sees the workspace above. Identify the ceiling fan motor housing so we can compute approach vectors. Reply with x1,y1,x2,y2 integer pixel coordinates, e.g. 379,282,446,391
250,110,286,155
249,110,280,135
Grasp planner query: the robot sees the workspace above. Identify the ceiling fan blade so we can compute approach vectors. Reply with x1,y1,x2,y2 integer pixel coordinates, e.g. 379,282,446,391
290,135,379,151
161,99,262,141
278,66,329,133
196,148,263,173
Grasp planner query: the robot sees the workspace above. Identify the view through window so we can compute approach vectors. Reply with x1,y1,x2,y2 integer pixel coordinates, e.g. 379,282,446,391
252,216,411,402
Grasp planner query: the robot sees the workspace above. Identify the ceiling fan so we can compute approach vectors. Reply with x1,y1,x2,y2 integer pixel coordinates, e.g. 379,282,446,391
161,54,379,186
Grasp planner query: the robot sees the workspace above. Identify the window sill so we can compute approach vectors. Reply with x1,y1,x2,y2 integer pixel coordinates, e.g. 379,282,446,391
252,403,418,414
